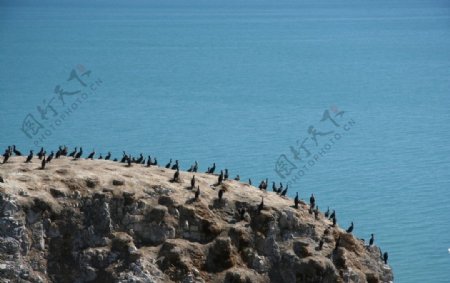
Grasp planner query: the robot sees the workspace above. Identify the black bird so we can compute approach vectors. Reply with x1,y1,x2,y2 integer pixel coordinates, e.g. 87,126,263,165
218,188,224,201
248,178,252,185
12,145,22,156
113,158,118,162
294,192,299,209
55,147,62,159
332,216,337,227
346,221,354,233
383,252,388,264
257,197,264,213
2,150,10,164
105,152,111,160
280,185,288,196
146,156,152,167
191,175,196,189
224,169,229,180
127,155,132,167
172,169,180,182
136,153,144,164
165,159,172,169
192,161,198,172
38,147,45,159
120,152,128,163
324,207,330,218
369,234,374,246
25,150,33,163
234,175,240,181
74,147,83,159
194,185,200,200
152,158,158,166
329,210,335,220
171,160,179,170
46,151,54,163
68,147,77,157
258,180,264,190
208,163,216,174
218,170,224,185
98,154,103,159
61,146,68,156
314,208,321,219
87,150,95,160
41,154,46,169
272,182,277,192
310,193,315,209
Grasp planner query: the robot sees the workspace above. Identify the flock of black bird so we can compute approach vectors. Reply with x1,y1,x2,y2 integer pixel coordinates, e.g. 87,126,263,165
0,144,389,264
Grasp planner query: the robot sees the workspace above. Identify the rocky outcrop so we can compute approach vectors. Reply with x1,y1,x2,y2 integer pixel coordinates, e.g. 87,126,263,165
0,157,393,282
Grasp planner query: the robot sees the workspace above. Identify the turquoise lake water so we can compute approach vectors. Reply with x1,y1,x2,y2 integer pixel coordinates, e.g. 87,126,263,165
1,1,450,282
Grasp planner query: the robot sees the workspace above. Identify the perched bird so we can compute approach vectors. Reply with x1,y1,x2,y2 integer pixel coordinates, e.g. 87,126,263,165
383,252,388,264
38,147,45,159
165,159,172,169
2,150,10,164
46,151,54,163
172,168,180,182
310,193,315,209
41,154,46,169
74,147,83,159
136,153,144,164
224,169,229,180
218,188,224,201
120,152,128,163
25,150,33,163
209,163,216,174
329,210,336,220
257,197,264,213
12,145,22,156
218,170,224,185
146,156,151,167
152,158,158,166
98,154,103,159
280,185,288,196
324,207,330,218
369,234,374,246
55,147,62,159
294,192,299,209
171,160,179,170
105,152,111,160
191,175,196,189
332,216,337,227
127,155,132,167
272,182,277,192
234,175,240,181
87,150,95,160
248,178,252,185
68,147,77,157
346,221,354,233
194,185,200,200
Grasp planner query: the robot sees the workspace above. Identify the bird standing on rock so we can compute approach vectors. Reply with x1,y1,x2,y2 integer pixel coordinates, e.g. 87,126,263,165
38,147,45,159
346,221,354,233
25,150,33,163
172,168,180,182
87,150,95,160
280,185,288,196
324,207,330,218
74,147,83,159
13,145,22,156
105,152,111,160
310,193,315,209
383,252,388,264
218,188,224,201
46,151,54,163
194,186,200,200
218,170,224,185
191,175,196,189
294,192,299,209
68,147,77,157
369,234,374,246
165,159,172,169
41,154,46,169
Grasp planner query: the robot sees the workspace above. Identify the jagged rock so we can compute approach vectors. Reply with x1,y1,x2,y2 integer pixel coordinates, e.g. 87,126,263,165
0,156,393,283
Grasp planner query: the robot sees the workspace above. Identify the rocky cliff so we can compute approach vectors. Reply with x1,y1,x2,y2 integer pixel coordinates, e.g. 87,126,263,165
0,156,393,283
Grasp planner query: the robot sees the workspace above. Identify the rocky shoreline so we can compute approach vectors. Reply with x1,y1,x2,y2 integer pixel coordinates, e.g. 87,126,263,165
0,156,393,282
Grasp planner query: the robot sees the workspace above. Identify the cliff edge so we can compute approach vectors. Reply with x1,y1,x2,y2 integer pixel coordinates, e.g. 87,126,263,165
0,156,393,283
